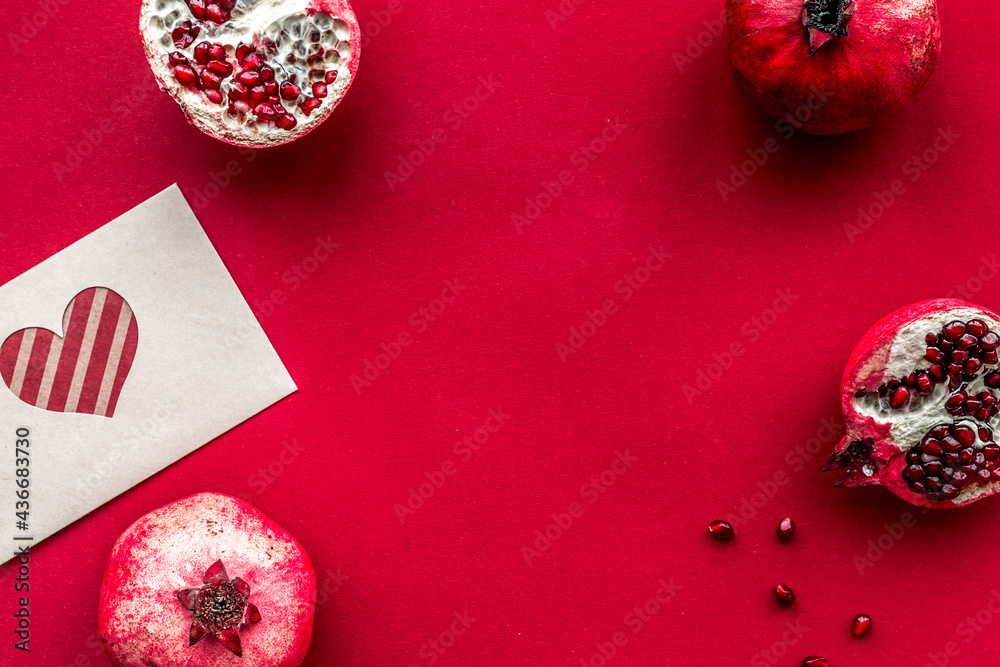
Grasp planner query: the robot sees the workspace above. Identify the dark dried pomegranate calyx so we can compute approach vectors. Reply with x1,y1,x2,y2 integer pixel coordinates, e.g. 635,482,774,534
803,0,856,54
176,560,262,657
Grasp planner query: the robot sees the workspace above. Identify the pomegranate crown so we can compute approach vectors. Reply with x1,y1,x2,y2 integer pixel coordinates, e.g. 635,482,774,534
176,559,262,657
802,0,857,55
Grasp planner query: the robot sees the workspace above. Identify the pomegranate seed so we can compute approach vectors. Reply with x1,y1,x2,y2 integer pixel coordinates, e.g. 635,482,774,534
965,397,983,413
959,448,974,464
313,82,328,98
943,321,966,341
268,94,281,105
911,480,926,492
229,82,248,101
774,583,795,606
940,339,954,351
987,350,1000,365
930,424,951,439
248,85,266,106
169,51,188,67
954,426,976,446
174,64,198,87
965,358,983,374
986,372,1000,389
243,54,262,70
980,427,993,442
201,70,222,88
926,333,939,345
981,332,1000,350
890,386,910,409
205,88,224,104
708,520,734,540
777,517,795,541
956,333,979,350
231,100,251,115
851,613,872,637
993,469,1000,482
928,365,947,382
194,42,211,64
260,67,274,81
275,114,297,130
945,392,967,415
943,453,961,466
206,3,226,23
237,71,260,87
280,82,301,100
923,461,943,474
941,484,960,499
265,80,278,94
209,43,226,60
236,43,252,63
977,469,992,483
950,350,969,364
208,60,232,76
923,440,944,457
300,97,321,115
925,347,945,363
915,374,933,394
326,70,339,84
967,319,988,337
904,464,925,481
802,657,830,667
254,103,276,119
190,0,207,18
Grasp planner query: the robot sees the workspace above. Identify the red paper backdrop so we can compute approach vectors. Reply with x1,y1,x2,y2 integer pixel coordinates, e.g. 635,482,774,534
2,1,999,665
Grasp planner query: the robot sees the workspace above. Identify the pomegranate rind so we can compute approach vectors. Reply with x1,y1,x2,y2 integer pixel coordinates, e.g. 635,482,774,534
726,0,941,135
832,299,1000,508
139,0,361,147
98,492,316,666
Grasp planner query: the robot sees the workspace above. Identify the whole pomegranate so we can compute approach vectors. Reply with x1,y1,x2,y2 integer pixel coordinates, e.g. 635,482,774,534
826,299,1000,508
99,492,317,666
140,0,360,147
726,0,941,134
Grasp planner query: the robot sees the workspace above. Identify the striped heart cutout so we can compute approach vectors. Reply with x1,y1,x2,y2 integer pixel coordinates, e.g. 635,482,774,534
0,288,138,418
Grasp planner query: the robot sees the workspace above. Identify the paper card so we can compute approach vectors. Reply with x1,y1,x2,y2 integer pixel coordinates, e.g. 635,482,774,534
0,184,296,551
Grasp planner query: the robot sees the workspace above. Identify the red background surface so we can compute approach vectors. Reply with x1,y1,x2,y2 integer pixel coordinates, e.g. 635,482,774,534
2,1,999,665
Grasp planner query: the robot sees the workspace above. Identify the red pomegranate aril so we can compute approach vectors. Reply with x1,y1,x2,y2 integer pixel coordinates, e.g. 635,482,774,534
275,114,297,130
326,70,339,84
941,484,961,499
168,51,188,67
236,43,251,63
852,613,873,637
774,583,795,606
940,436,961,453
954,426,976,446
229,82,248,101
965,397,983,413
174,65,198,87
966,359,983,374
986,372,1000,389
206,3,226,23
889,386,909,409
942,452,961,466
981,332,1000,350
249,85,266,106
987,351,999,365
978,469,993,483
260,67,274,82
209,43,226,60
201,71,222,89
208,60,232,76
950,351,969,364
951,470,968,485
923,440,944,457
923,460,943,474
189,0,207,19
943,321,966,341
984,444,1000,460
243,54,262,70
205,88,224,104
237,71,261,87
928,365,947,382
254,103,277,119
301,97,321,115
930,424,951,439
915,374,933,394
925,347,945,363
905,464,925,481
194,42,211,64
313,82,328,98
777,517,795,541
945,393,967,414
956,334,978,351
265,80,279,95
231,100,251,115
967,320,988,337
280,82,301,100
976,407,992,421
708,520,734,540
802,657,829,667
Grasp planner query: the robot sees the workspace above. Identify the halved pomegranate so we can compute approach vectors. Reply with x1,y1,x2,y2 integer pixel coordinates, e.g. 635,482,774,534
826,299,1000,508
140,0,360,147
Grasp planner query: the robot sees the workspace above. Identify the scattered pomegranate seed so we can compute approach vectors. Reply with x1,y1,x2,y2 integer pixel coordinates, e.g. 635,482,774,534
777,517,795,541
275,114,297,130
802,658,830,667
313,82,328,98
300,97,322,115
890,386,910,409
280,82,301,100
851,613,872,637
325,70,339,84
707,520,734,540
774,583,795,606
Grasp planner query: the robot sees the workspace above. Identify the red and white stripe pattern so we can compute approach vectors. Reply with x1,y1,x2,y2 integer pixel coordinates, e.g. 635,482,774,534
0,288,138,418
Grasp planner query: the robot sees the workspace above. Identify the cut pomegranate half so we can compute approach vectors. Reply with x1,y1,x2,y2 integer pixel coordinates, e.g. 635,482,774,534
826,299,1000,508
140,0,360,147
